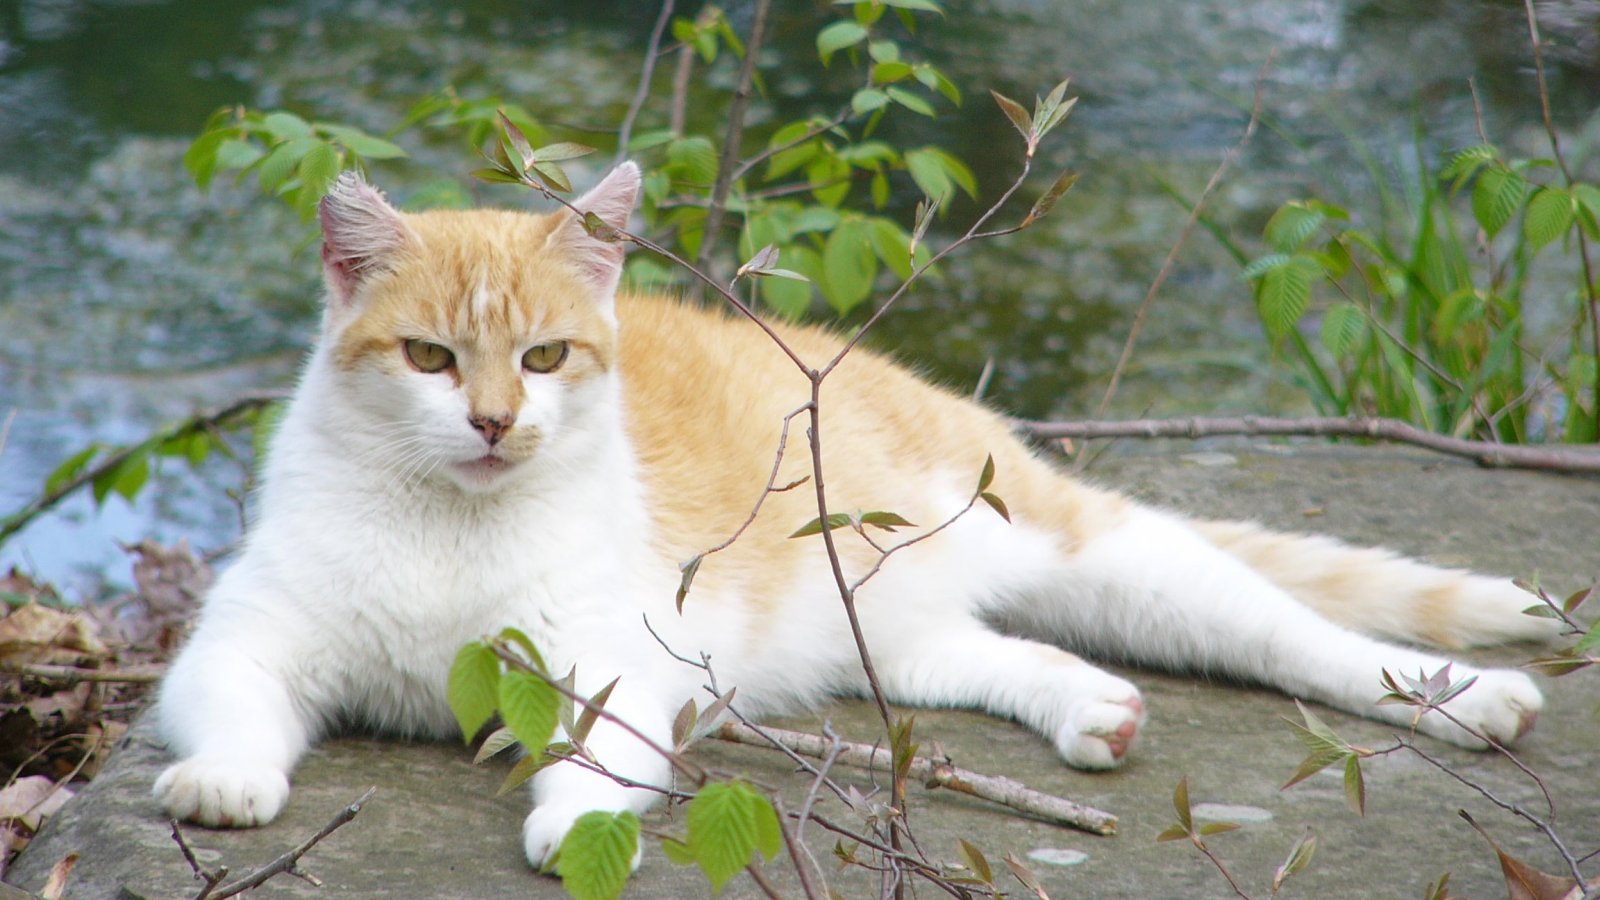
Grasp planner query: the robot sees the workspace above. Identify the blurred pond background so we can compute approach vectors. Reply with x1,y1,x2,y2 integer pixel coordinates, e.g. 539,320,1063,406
1,0,1596,595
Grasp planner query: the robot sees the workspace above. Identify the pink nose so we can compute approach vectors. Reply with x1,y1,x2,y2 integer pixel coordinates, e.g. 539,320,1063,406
469,413,512,445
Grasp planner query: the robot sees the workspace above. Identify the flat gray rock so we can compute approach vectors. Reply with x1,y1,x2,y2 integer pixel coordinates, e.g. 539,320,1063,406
9,444,1598,898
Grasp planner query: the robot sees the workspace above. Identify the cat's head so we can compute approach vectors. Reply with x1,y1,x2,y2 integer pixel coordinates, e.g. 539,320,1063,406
313,164,640,493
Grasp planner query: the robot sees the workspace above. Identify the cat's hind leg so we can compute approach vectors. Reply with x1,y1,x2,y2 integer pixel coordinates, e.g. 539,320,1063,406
868,622,1146,769
989,505,1543,748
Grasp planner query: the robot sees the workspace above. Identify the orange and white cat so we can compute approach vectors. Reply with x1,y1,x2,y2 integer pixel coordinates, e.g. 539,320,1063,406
154,164,1554,870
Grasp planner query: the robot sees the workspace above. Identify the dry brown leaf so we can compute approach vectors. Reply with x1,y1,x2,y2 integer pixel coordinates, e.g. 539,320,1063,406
0,602,107,667
0,775,74,831
1460,811,1586,900
39,852,79,900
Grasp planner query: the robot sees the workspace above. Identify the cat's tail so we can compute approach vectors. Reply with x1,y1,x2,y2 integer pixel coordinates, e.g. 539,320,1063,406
1190,519,1561,649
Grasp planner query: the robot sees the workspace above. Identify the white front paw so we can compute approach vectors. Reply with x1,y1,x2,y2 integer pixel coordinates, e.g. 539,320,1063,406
154,758,289,828
523,802,644,874
1053,678,1146,770
1420,668,1543,748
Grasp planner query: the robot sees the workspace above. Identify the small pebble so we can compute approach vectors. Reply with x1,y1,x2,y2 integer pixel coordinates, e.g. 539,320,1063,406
1191,802,1274,824
1026,848,1089,867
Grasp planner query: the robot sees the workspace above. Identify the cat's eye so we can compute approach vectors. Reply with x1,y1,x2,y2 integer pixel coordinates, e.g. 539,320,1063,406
522,341,569,374
403,339,455,373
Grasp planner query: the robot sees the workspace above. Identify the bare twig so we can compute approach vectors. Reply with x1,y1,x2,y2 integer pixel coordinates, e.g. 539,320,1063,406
713,722,1118,835
695,0,774,273
171,821,228,899
1087,52,1274,428
199,787,377,899
1016,414,1600,473
614,0,675,167
1193,840,1251,900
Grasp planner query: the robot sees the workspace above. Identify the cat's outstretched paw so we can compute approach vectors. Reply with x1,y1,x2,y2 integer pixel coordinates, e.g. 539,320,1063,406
523,802,645,874
1416,668,1543,748
1053,680,1146,770
154,758,289,828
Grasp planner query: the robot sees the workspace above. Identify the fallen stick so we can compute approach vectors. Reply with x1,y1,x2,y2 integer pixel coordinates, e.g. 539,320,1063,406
711,721,1118,836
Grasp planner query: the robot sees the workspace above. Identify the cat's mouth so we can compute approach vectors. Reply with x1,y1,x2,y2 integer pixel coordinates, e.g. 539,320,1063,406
455,454,514,479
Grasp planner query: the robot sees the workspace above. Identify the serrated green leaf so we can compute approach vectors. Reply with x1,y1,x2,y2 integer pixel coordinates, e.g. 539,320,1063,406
667,136,718,186
817,20,868,64
1240,253,1291,281
559,811,639,900
1264,201,1327,252
497,626,548,672
685,781,776,891
1258,257,1316,338
1523,186,1574,251
1471,166,1527,238
1320,302,1366,357
1440,144,1497,184
296,142,341,202
261,111,313,140
184,128,228,189
214,138,265,172
448,642,501,741
498,669,559,751
256,137,320,194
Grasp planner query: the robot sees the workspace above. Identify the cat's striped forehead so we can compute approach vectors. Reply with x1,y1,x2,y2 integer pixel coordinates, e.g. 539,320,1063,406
330,207,618,371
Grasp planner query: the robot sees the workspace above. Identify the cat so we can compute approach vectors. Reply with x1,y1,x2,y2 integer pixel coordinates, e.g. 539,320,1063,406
153,163,1556,872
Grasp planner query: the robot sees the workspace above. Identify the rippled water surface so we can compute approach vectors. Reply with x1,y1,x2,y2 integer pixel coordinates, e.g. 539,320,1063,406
1,0,1596,592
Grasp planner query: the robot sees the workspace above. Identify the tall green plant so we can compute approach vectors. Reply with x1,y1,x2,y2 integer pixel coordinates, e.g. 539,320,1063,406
1244,140,1600,444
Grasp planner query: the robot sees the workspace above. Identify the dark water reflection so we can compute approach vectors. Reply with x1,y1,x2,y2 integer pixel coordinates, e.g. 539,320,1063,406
1,0,1595,591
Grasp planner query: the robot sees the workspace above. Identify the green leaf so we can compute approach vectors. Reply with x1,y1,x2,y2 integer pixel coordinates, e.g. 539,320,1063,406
757,244,821,318
905,147,976,203
473,726,521,764
261,111,314,140
1025,169,1078,225
676,554,703,612
1523,186,1574,251
990,90,1032,141
872,61,914,84
980,492,1011,522
1272,832,1318,893
108,452,151,502
531,141,596,163
1240,253,1291,281
851,88,890,115
256,137,320,194
497,626,548,672
1440,144,1498,186
672,698,698,749
789,512,854,539
45,445,102,495
1320,302,1366,357
822,219,877,313
497,752,546,796
447,642,501,741
1264,201,1327,252
572,677,620,747
251,400,286,467
295,142,342,208
860,510,916,531
1171,776,1193,832
865,217,914,280
185,128,228,189
667,136,719,186
914,65,961,106
317,124,407,160
977,454,996,491
214,139,265,172
1258,257,1316,338
1471,166,1527,238
886,86,935,117
1198,822,1240,836
559,811,639,900
882,0,944,13
816,20,868,64
1342,754,1365,815
685,781,780,892
499,669,560,752
958,839,994,885
1155,825,1190,843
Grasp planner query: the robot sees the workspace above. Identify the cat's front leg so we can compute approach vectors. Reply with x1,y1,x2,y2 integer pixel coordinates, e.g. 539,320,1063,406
522,681,674,871
154,620,315,828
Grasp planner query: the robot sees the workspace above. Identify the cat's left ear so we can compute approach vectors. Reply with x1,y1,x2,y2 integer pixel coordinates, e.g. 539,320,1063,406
319,172,414,306
550,162,641,301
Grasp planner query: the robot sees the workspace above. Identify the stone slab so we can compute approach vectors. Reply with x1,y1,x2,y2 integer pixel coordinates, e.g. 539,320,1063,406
8,444,1598,898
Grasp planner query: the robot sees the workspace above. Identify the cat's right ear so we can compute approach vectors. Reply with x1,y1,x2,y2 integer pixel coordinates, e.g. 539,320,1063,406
318,173,413,305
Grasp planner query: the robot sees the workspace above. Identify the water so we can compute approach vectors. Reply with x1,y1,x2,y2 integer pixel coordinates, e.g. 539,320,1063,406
1,0,1595,595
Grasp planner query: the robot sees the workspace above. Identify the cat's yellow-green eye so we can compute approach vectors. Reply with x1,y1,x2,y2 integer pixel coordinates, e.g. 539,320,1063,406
403,339,454,373
522,341,569,374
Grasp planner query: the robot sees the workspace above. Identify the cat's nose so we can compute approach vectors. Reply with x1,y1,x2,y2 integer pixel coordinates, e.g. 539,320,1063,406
469,412,513,446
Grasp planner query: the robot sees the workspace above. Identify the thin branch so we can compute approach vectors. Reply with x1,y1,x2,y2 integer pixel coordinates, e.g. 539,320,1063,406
713,722,1118,835
0,393,285,544
772,797,825,900
614,0,675,167
695,0,774,273
172,821,228,899
1016,414,1600,473
1192,839,1251,900
203,788,377,899
730,108,852,183
1,661,164,684
1088,52,1273,426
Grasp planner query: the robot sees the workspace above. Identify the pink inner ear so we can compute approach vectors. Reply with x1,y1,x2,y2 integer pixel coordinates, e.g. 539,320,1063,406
319,173,410,304
560,163,642,296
